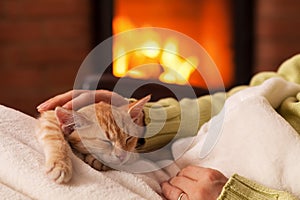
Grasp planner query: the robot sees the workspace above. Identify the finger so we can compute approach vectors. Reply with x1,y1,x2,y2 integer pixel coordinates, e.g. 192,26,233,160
67,92,96,110
178,166,225,181
38,90,93,112
161,181,187,200
37,91,73,112
95,90,128,106
68,90,128,110
169,176,195,196
177,165,204,180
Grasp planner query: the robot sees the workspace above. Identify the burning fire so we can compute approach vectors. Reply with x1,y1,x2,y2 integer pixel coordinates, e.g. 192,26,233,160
113,0,234,88
113,17,201,86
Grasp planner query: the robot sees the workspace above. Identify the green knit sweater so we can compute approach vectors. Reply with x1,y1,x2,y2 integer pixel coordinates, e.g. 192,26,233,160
138,54,300,199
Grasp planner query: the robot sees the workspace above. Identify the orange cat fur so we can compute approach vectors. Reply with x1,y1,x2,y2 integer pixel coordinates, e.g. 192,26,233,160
36,95,150,183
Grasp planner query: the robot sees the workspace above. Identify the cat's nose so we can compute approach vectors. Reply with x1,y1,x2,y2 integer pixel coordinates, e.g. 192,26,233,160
116,152,127,162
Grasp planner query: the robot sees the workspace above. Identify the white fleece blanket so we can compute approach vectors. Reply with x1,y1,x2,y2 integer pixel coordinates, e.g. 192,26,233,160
0,105,163,200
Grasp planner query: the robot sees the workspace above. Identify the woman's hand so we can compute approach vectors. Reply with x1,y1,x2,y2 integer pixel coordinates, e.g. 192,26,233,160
37,90,128,112
161,166,228,200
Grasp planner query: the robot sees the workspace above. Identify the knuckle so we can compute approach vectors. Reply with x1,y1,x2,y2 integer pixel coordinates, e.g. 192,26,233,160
161,181,168,190
162,185,174,198
169,176,180,185
204,168,220,181
81,92,93,100
165,189,173,198
180,165,194,174
169,177,176,184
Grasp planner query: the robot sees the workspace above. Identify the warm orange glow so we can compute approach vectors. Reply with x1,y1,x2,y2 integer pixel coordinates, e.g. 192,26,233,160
113,0,233,88
140,41,161,58
113,47,128,77
113,17,135,33
112,33,199,86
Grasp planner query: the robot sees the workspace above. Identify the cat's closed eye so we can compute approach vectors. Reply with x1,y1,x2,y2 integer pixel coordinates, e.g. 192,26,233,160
126,136,134,144
101,139,112,146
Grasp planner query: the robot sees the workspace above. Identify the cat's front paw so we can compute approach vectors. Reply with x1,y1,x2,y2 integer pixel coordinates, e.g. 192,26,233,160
46,157,72,184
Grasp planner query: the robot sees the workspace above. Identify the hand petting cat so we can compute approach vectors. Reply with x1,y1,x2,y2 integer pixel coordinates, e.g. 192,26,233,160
37,90,128,112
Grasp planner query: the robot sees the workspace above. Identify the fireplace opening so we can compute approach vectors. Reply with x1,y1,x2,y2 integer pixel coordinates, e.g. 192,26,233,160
86,0,254,100
113,0,233,88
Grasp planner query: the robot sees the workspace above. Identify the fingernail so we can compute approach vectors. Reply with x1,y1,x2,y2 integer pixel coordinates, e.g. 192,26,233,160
37,102,48,111
62,104,72,110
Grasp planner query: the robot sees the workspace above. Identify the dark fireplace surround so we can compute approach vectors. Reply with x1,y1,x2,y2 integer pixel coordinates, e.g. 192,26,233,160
83,0,255,101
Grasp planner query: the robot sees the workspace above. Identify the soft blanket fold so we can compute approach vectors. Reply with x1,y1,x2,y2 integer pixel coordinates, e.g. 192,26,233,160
0,105,162,200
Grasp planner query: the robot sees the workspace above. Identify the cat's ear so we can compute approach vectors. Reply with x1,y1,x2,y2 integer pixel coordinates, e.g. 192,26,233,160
128,95,151,120
55,107,92,135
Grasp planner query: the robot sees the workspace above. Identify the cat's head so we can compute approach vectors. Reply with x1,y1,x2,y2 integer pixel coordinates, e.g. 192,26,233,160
54,95,151,166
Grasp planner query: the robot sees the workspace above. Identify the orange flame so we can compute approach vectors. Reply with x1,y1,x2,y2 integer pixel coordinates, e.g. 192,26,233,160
113,0,234,88
113,17,200,86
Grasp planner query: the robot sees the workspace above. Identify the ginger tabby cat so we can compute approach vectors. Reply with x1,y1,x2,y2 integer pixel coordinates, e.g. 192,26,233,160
36,95,150,183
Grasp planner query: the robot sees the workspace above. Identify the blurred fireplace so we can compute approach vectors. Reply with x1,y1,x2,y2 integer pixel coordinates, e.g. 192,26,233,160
86,0,254,100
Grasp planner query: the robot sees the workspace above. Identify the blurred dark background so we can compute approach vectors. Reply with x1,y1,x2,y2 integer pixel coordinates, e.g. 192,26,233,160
0,0,300,116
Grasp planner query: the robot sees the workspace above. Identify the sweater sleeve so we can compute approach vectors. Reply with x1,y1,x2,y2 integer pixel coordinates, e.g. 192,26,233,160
250,54,300,86
218,174,297,200
138,92,228,152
